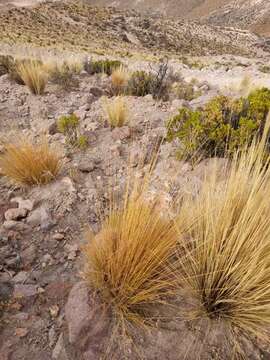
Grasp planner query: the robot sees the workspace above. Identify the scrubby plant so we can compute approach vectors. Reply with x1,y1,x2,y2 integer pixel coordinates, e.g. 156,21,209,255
16,59,47,95
127,70,155,97
48,62,79,90
167,88,270,160
76,134,88,149
175,117,270,346
103,96,129,128
83,58,122,76
83,179,178,326
128,59,179,100
57,113,88,149
111,66,130,95
0,140,62,186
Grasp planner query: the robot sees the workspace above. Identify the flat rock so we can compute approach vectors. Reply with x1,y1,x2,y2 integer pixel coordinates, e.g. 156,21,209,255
3,220,30,232
4,208,28,221
14,284,38,298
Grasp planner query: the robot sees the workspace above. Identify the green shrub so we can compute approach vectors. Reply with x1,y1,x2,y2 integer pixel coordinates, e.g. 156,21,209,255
57,113,88,149
167,88,270,160
84,58,122,75
76,134,88,149
127,70,155,97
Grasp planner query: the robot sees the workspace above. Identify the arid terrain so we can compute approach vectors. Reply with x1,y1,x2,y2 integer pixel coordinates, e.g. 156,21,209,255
0,1,270,360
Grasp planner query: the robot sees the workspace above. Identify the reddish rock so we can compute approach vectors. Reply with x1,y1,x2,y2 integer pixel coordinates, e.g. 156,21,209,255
65,281,110,351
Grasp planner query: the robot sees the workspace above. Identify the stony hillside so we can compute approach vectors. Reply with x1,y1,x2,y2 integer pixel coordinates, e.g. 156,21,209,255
205,0,270,36
0,0,268,58
86,0,270,36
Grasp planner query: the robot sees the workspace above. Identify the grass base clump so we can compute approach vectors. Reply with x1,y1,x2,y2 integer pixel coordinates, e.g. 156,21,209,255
0,140,62,186
102,96,129,128
167,88,270,160
16,59,47,95
83,182,178,326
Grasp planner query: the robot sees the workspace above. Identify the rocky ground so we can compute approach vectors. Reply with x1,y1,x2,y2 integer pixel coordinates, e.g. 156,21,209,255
0,48,270,359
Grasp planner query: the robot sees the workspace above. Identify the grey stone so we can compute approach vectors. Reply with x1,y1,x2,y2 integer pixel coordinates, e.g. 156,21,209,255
27,206,54,230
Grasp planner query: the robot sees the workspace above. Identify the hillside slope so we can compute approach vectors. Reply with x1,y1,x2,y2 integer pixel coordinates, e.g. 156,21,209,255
205,0,270,36
85,0,270,36
0,0,267,58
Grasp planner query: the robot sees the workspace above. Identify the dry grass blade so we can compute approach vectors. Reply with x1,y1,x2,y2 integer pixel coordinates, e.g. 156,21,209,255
16,59,47,95
175,113,270,341
103,96,129,128
83,180,178,326
0,140,62,186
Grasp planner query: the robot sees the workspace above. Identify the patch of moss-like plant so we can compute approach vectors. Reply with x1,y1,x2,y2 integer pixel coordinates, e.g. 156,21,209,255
166,88,270,160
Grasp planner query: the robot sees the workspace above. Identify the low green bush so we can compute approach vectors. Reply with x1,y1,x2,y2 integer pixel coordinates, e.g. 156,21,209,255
166,88,270,160
127,70,155,97
57,113,88,149
84,58,122,75
50,62,79,90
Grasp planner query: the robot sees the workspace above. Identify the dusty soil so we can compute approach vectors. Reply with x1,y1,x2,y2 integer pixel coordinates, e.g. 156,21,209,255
0,50,270,359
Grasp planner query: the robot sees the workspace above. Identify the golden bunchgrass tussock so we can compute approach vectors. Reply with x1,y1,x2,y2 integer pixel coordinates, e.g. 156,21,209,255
103,96,129,128
0,140,62,186
175,113,270,342
83,181,178,326
16,59,48,95
111,66,130,95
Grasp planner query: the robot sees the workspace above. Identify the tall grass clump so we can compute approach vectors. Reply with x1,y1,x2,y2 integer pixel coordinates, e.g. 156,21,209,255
103,96,129,128
111,66,130,95
83,178,178,327
16,59,47,95
175,113,270,343
0,140,62,186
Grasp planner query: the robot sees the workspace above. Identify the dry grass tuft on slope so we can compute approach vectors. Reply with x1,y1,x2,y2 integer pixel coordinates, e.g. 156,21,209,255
83,177,178,327
103,96,129,128
0,140,62,186
175,113,270,344
16,59,48,95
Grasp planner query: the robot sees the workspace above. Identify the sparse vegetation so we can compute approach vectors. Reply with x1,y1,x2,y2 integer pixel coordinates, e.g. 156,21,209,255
175,118,270,343
103,96,129,128
167,88,270,160
127,70,155,97
16,59,47,95
48,61,80,90
57,113,87,148
0,140,62,186
84,58,122,75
